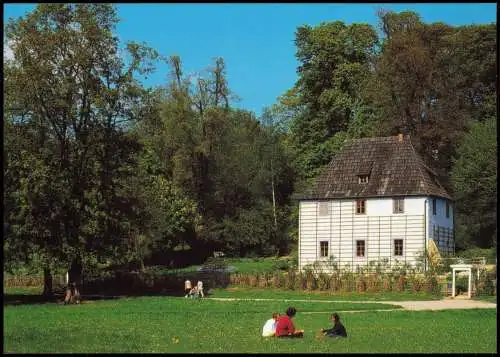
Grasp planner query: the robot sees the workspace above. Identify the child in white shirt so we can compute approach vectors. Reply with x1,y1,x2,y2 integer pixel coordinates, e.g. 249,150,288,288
262,312,279,337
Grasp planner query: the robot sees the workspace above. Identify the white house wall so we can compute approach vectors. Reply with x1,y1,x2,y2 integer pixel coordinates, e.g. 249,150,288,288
299,198,427,272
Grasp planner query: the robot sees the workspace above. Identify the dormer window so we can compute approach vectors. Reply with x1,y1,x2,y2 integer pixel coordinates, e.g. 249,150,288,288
358,175,369,184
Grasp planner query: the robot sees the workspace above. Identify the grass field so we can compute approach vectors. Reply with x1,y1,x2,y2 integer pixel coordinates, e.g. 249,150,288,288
4,294,496,353
209,287,440,301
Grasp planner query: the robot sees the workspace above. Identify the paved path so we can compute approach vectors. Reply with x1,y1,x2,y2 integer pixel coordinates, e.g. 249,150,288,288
206,297,496,311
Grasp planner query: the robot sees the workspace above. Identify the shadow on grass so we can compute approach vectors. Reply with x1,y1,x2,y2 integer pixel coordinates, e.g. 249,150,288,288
3,293,121,306
3,289,214,306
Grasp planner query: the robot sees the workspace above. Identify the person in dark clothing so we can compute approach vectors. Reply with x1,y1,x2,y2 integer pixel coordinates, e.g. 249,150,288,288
275,307,304,338
321,313,347,338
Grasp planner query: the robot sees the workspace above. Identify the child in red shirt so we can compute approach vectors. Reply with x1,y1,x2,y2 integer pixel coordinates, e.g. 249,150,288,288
275,307,304,338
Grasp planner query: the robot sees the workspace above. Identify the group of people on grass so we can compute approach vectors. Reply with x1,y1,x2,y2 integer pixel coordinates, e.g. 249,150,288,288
262,307,347,339
184,279,204,298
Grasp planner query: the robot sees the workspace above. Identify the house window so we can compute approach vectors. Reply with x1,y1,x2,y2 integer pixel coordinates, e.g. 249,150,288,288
446,201,450,218
356,240,365,257
320,241,329,258
318,202,329,216
432,198,436,215
358,175,369,184
356,200,366,214
394,239,404,256
393,198,404,214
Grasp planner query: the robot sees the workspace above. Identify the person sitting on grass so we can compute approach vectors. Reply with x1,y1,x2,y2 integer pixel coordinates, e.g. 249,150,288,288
320,313,347,338
275,307,304,338
262,312,280,337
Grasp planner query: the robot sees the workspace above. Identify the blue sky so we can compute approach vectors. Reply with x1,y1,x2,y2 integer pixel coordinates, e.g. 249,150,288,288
4,3,496,117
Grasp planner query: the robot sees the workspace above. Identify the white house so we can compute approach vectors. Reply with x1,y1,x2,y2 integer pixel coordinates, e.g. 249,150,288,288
296,134,454,272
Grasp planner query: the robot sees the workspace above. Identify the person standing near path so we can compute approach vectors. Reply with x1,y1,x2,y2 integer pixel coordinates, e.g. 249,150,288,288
275,307,304,338
197,280,204,297
184,279,192,298
321,313,347,338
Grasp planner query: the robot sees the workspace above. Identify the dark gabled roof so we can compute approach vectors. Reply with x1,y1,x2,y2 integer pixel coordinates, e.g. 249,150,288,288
297,135,452,200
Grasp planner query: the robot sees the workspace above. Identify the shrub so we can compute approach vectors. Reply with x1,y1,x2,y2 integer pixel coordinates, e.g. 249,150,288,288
272,260,290,271
410,276,424,293
476,271,496,296
382,278,392,292
395,275,407,292
303,269,316,291
455,276,469,295
365,274,380,293
285,270,296,290
249,274,259,287
330,275,339,292
272,272,282,288
425,275,441,296
355,277,366,293
316,273,329,291
455,247,496,264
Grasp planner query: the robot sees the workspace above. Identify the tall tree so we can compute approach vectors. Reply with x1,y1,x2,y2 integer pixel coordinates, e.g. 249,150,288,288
368,10,496,189
4,4,159,295
290,21,379,180
451,117,497,249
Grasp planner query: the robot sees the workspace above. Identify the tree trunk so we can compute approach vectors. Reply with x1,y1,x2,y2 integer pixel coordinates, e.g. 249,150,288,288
271,173,278,231
68,257,83,294
43,267,53,299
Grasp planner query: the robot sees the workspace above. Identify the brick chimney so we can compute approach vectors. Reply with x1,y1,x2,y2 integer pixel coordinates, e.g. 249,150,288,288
398,133,404,142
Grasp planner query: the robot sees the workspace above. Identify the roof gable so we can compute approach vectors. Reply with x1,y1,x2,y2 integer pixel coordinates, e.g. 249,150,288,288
299,135,452,200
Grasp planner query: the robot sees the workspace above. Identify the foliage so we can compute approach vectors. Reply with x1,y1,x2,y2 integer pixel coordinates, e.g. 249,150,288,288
452,118,497,248
454,247,496,264
288,21,379,181
3,4,162,293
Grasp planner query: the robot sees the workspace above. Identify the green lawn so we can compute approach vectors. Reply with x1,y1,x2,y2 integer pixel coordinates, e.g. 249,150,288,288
4,295,496,353
224,257,282,273
473,295,497,303
3,286,42,295
162,256,281,274
209,287,440,301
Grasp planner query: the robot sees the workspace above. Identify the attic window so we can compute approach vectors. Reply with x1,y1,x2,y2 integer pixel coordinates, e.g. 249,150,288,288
358,175,369,184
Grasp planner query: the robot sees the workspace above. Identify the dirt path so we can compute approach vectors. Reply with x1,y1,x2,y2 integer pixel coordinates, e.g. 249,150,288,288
206,297,496,311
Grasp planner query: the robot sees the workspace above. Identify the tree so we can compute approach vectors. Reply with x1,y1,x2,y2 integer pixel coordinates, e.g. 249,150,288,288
451,117,496,249
4,4,160,296
368,10,496,189
289,21,379,180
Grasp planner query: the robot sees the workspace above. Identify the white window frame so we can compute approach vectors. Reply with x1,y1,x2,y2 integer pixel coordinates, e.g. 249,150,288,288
319,241,329,258
355,240,366,258
394,239,404,256
355,200,366,215
358,175,369,184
